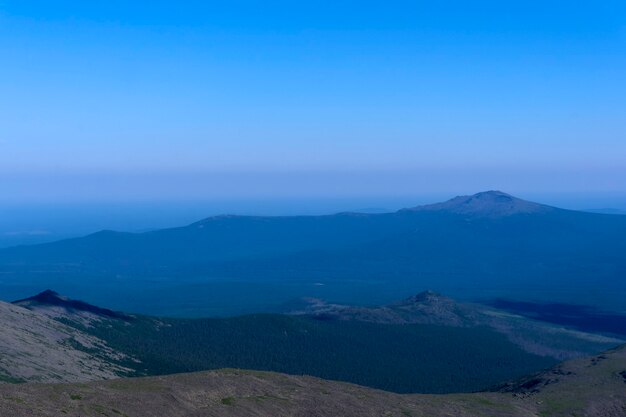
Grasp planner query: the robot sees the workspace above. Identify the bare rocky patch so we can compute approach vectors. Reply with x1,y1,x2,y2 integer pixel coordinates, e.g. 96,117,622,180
0,301,135,383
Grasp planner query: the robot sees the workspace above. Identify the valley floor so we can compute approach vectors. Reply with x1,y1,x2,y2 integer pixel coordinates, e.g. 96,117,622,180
1,344,625,417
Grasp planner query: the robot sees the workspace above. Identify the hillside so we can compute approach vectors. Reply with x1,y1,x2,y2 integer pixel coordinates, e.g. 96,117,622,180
1,344,625,417
0,300,132,383
291,291,623,360
1,191,626,315
9,290,621,394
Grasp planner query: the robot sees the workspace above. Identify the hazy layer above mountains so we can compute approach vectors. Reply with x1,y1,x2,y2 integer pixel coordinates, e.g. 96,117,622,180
1,191,625,316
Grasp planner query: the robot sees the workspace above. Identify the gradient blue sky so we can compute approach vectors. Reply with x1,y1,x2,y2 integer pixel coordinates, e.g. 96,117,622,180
1,1,625,203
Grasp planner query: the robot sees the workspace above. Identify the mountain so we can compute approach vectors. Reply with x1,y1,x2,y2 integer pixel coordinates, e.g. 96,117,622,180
402,190,553,217
1,344,625,417
0,191,555,267
1,191,626,314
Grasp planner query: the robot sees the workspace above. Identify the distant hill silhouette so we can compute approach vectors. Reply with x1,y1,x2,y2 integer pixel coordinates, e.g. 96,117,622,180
402,190,552,217
14,290,131,320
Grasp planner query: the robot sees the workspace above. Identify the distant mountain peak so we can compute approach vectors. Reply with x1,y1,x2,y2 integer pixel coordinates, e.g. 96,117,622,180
393,291,460,312
403,190,553,217
14,290,131,320
17,289,67,303
400,290,449,304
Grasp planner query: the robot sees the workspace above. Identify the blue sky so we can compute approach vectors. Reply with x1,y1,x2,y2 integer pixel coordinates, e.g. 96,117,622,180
1,1,625,202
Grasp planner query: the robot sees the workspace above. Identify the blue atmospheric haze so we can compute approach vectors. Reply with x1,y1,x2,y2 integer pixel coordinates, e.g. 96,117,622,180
0,1,625,200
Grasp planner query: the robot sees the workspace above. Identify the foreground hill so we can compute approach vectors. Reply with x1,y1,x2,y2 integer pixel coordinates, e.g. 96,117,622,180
2,191,626,313
1,344,625,417
7,290,621,393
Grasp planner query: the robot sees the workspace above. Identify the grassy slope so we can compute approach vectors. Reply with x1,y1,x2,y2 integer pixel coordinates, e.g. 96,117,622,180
1,345,624,417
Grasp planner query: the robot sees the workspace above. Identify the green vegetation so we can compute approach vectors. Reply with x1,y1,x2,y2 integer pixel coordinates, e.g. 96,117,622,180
221,397,235,405
0,374,25,384
106,379,163,393
85,314,555,394
4,396,25,404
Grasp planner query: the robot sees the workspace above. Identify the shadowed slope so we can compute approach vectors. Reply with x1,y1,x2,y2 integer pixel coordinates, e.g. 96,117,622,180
14,290,131,321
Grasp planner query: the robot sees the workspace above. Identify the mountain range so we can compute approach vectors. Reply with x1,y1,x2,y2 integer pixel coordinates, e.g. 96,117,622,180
1,191,625,315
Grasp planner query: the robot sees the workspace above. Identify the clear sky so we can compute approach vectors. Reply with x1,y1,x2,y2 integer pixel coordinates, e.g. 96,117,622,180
1,1,625,202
